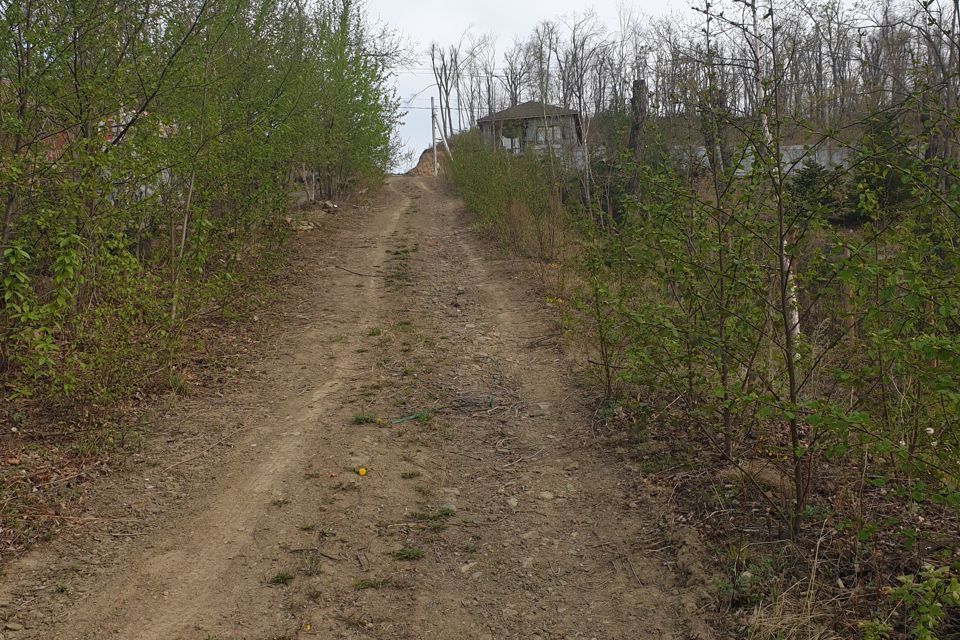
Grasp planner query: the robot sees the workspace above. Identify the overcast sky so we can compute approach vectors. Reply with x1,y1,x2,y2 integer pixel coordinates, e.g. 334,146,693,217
367,0,687,171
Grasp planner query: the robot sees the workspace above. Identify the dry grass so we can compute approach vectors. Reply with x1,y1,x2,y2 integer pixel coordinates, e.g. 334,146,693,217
747,594,842,640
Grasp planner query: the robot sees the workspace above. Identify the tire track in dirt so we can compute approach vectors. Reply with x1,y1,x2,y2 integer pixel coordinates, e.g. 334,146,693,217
0,184,410,639
0,177,716,640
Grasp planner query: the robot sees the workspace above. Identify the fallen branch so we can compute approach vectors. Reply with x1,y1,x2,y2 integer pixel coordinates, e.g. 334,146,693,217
445,449,483,461
160,426,247,474
18,513,138,523
503,448,544,468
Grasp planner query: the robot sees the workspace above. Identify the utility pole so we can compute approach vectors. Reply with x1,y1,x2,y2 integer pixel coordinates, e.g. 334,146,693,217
431,96,438,176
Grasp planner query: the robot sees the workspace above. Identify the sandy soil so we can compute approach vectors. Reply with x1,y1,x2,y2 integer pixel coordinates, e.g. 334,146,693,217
0,177,717,639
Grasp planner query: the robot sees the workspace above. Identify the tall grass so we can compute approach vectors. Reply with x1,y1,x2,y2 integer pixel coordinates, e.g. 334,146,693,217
448,133,574,264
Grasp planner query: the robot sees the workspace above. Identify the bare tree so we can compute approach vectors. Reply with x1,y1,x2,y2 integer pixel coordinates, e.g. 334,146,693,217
525,21,558,104
429,42,459,138
501,39,528,106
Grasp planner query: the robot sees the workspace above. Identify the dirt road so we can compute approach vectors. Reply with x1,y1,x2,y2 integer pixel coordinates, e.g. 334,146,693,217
0,177,715,639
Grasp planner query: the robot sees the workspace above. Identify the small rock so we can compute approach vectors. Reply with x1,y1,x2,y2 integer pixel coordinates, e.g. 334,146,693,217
507,497,519,508
538,491,555,501
460,562,477,574
5,622,24,631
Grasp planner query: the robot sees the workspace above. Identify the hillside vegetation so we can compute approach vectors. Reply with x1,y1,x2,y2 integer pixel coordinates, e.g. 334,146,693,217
447,1,960,637
0,0,401,412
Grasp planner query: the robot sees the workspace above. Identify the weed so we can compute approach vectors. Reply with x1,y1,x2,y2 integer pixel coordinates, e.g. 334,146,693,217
299,523,315,531
272,498,289,507
352,413,377,425
391,547,425,561
169,372,191,396
401,471,421,480
716,546,783,609
873,564,960,640
392,410,432,425
367,327,382,337
353,578,390,590
802,502,834,519
302,554,322,576
269,571,294,585
410,507,455,522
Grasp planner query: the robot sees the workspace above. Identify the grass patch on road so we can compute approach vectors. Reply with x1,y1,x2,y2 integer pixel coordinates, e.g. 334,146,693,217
352,412,378,425
353,578,391,590
410,506,455,522
269,571,294,585
391,547,424,561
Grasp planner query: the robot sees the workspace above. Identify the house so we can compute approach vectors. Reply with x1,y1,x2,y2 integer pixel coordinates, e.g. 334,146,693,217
477,101,583,162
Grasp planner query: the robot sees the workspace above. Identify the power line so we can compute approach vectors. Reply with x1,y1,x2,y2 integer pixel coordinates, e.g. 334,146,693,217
403,106,486,113
394,68,511,79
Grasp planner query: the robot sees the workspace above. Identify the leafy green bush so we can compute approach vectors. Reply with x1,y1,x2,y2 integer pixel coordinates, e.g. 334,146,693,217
0,0,401,415
866,564,960,639
449,132,574,262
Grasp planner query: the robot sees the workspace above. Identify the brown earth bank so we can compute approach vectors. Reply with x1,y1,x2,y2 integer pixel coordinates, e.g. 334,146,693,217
406,147,449,177
0,176,717,640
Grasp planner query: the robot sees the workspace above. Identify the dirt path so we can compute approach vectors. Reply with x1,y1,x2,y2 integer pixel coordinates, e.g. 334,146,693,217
0,177,716,639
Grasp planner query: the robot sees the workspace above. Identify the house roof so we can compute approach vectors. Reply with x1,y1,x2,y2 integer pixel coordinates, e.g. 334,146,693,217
477,101,578,124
